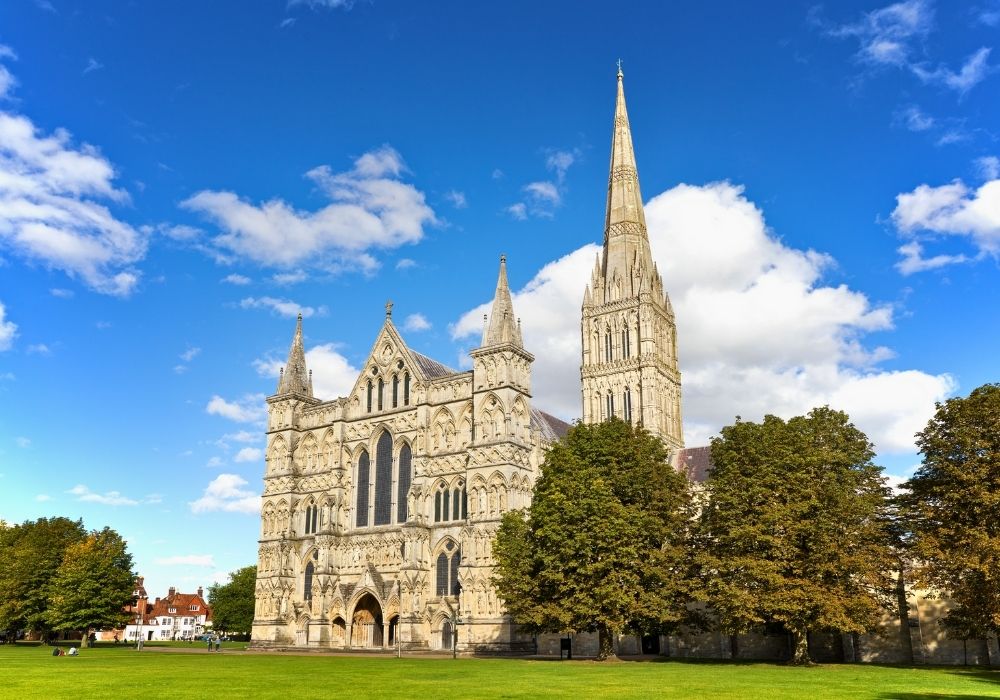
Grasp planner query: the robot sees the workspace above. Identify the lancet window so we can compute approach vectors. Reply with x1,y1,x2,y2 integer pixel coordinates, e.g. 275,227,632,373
397,443,412,523
373,432,393,526
435,541,462,597
356,450,370,527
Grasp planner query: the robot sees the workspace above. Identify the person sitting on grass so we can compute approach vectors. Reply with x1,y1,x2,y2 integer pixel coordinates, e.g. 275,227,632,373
67,647,78,656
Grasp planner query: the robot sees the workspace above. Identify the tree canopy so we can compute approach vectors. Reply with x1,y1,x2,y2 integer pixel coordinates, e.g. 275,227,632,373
45,527,135,634
901,383,1000,640
209,565,257,637
698,407,895,664
0,517,86,634
493,418,698,659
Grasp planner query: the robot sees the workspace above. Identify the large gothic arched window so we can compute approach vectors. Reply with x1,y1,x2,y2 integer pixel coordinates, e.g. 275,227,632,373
356,450,370,527
374,432,393,526
435,542,461,597
397,443,412,523
304,561,314,602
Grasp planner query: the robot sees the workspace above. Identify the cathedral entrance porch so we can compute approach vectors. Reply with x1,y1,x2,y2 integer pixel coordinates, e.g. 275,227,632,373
350,594,384,649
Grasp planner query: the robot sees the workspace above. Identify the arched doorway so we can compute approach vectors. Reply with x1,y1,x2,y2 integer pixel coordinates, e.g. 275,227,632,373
331,617,346,646
387,615,398,647
440,620,453,650
350,594,384,648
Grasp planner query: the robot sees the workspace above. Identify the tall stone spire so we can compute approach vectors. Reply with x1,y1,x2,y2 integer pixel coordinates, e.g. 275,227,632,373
601,67,656,299
277,313,312,396
580,68,683,451
481,254,522,348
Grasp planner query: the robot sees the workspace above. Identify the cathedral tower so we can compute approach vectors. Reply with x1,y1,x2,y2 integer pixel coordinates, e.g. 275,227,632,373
580,68,683,450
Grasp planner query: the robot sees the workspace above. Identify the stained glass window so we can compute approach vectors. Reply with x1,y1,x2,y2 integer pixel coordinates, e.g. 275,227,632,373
304,561,314,602
374,432,393,525
397,443,411,523
356,451,370,527
436,552,449,596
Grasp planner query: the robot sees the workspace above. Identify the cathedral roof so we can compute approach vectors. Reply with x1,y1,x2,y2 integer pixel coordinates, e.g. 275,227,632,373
672,445,712,483
530,407,572,441
409,349,458,380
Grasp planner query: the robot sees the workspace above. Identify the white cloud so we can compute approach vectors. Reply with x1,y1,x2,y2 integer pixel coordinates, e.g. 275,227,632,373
68,484,140,506
26,343,50,355
896,105,934,132
506,203,527,220
179,346,201,362
239,296,322,318
911,47,993,95
35,493,50,502
0,108,146,295
976,156,1000,180
827,1,993,94
254,343,359,400
395,258,416,270
895,241,967,275
0,301,16,350
271,270,307,285
491,168,504,180
205,393,266,423
49,288,73,298
403,313,431,332
154,554,215,567
217,430,258,447
159,224,201,241
524,181,561,206
288,0,354,8
892,178,1000,258
545,149,578,183
182,145,437,272
15,436,30,448
453,181,953,454
206,456,225,468
233,447,262,463
189,473,260,515
279,17,296,28
82,58,103,76
444,190,467,209
222,273,251,285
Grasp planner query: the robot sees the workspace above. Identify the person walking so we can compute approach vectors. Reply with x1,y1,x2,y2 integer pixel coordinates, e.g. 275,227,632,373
206,635,213,652
214,634,221,652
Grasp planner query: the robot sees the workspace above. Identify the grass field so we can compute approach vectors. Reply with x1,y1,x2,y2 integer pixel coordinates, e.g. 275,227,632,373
1,644,998,699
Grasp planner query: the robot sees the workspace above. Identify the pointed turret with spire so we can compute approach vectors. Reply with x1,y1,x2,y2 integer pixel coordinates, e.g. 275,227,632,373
580,65,683,450
481,254,523,348
276,313,313,397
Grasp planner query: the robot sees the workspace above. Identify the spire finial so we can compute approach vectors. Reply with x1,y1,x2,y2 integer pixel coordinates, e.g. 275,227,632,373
385,300,393,318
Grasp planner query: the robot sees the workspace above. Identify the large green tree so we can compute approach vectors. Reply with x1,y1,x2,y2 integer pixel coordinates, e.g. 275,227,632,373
208,565,257,638
901,383,1000,640
0,517,86,635
698,407,895,664
44,527,135,636
493,419,698,659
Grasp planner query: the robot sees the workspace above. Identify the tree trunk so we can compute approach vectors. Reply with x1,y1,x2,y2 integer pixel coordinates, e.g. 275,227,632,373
788,629,812,665
597,625,617,661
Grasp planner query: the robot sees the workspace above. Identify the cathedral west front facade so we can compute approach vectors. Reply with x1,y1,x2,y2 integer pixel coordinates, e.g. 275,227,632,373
251,69,669,653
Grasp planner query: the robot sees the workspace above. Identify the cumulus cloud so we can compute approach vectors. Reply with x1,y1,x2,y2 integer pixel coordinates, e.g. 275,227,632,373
507,149,578,219
0,301,16,350
205,393,266,423
506,203,527,221
222,273,251,285
976,156,1000,180
239,296,323,318
395,258,416,270
254,343,359,400
453,181,953,454
444,190,467,209
0,48,16,100
180,346,201,362
233,447,262,463
403,313,431,332
189,473,260,514
895,105,935,132
891,178,1000,264
26,343,50,355
49,288,73,298
68,484,140,506
288,0,354,8
182,145,436,272
154,554,215,566
0,106,146,295
895,241,968,275
216,430,258,448
271,270,307,285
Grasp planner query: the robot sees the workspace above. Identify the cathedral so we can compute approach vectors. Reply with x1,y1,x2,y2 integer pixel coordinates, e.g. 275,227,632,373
251,68,677,652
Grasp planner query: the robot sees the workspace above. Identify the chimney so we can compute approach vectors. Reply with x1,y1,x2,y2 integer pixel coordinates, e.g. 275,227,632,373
197,586,203,598
168,586,176,598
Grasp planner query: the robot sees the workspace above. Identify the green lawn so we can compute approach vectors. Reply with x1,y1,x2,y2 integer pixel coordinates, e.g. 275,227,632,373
1,644,997,699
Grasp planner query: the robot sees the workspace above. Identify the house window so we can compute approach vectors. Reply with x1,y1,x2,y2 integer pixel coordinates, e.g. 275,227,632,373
189,605,199,611
397,443,412,523
168,607,176,614
374,432,393,526
356,450,370,527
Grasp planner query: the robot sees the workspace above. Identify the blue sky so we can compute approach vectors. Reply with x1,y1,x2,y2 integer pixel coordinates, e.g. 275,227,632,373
1,0,998,598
